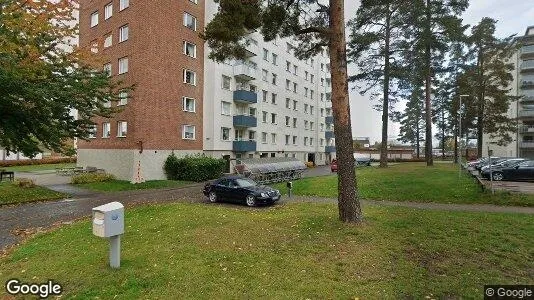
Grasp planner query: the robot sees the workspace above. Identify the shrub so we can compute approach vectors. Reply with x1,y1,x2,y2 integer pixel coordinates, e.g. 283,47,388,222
72,173,115,184
163,153,225,182
13,178,35,188
0,157,76,167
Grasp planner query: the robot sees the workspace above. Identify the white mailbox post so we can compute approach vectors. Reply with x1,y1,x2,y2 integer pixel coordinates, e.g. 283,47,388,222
92,202,124,268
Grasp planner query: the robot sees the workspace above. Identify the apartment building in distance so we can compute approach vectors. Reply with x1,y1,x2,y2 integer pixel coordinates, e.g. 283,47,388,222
77,0,335,181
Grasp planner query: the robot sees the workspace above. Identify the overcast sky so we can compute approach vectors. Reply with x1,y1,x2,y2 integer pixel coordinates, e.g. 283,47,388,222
346,0,534,144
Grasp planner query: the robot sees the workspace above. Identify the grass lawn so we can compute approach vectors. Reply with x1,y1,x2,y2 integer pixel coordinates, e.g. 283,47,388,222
0,202,532,298
76,180,193,192
0,182,67,205
2,163,76,172
275,163,534,206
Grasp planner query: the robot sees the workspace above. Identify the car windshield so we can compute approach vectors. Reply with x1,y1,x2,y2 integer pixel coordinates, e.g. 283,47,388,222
235,178,257,188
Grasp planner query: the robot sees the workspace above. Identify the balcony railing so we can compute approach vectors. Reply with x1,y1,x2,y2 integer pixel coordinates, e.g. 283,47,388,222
233,64,257,80
325,116,334,124
522,45,534,57
519,110,534,118
233,90,258,104
243,39,258,57
233,140,257,152
521,60,534,72
233,115,257,127
325,146,336,153
521,81,534,88
521,95,534,102
325,131,335,139
520,142,534,148
520,126,534,133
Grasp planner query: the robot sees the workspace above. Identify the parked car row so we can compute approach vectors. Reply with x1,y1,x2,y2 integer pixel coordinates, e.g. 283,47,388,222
469,157,534,181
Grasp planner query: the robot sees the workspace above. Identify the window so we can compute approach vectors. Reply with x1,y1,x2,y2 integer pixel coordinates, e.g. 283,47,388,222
262,90,268,102
104,34,112,48
310,90,314,99
321,63,324,71
320,108,325,117
310,106,314,115
310,138,314,146
285,98,291,109
90,11,99,27
117,121,127,137
310,74,315,83
304,137,308,146
249,131,255,140
262,69,268,82
272,53,278,65
183,12,197,31
304,120,309,130
261,132,267,143
189,0,198,3
118,57,128,74
293,83,297,93
249,107,256,116
293,65,297,75
305,71,308,81
285,116,290,126
221,101,231,115
183,97,195,112
183,69,196,85
271,113,277,124
311,59,314,67
263,48,269,60
271,133,277,144
293,100,298,110
102,122,110,138
285,135,290,145
321,78,325,86
286,42,292,53
310,122,315,131
304,87,308,98
222,75,231,90
90,40,98,53
235,129,244,141
293,136,297,145
304,104,309,114
119,0,129,11
292,118,297,128
286,61,291,72
262,111,268,123
182,125,195,140
320,138,324,146
103,63,111,76
183,41,196,57
119,25,129,42
118,90,128,106
88,125,97,138
221,127,230,141
286,79,291,90
271,93,277,104
103,98,111,108
105,3,113,20
272,73,277,85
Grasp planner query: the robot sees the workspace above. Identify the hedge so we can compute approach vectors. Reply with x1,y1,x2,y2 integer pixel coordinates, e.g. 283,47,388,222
0,157,76,167
164,153,225,182
71,173,115,184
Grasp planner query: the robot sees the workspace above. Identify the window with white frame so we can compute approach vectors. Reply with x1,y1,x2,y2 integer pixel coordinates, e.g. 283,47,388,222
271,113,277,124
221,101,231,115
293,100,297,110
102,122,110,138
272,73,277,85
292,117,297,128
271,93,277,104
221,127,230,141
103,63,111,76
180,41,195,58
310,138,314,146
272,53,278,65
271,133,277,144
118,57,128,74
119,0,129,11
310,105,314,115
304,87,308,98
248,131,255,140
183,12,197,31
304,120,309,130
222,75,231,90
183,69,196,85
90,11,99,27
263,48,268,60
249,107,256,116
285,98,291,108
90,40,98,53
310,74,315,83
261,132,267,143
182,125,195,139
285,135,290,145
286,61,291,72
304,104,309,114
293,65,297,75
320,138,324,146
262,69,268,81
262,90,268,102
285,116,290,126
292,136,297,145
293,82,297,93
310,90,314,99
117,121,127,137
310,122,314,131
305,71,308,80
104,34,112,48
286,79,291,90
105,3,113,20
320,123,324,131
320,108,324,117
119,25,129,42
118,90,128,106
304,137,308,146
88,125,97,138
183,97,195,112
262,111,267,123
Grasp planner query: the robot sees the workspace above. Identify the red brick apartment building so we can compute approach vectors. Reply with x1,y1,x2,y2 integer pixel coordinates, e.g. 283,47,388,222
77,0,205,180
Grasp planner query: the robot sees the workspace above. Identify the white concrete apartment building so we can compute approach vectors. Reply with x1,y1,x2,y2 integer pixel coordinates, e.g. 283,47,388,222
203,0,335,166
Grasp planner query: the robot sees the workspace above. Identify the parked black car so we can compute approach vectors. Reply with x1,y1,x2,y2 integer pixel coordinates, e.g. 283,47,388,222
203,176,281,206
480,158,528,180
489,160,534,181
475,157,507,171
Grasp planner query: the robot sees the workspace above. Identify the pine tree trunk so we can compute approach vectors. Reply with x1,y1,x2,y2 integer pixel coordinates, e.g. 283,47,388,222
424,0,433,166
477,46,485,157
380,8,391,168
329,0,362,223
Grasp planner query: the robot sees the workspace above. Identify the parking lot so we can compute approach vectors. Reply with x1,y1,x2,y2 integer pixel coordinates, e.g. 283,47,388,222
469,168,534,194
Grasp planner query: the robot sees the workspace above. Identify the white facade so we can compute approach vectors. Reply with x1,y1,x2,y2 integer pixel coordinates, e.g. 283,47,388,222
203,0,334,167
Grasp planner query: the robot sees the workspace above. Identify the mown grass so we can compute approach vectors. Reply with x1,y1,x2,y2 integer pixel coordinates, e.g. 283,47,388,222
0,182,67,205
1,163,76,172
0,202,531,299
76,180,193,192
276,163,534,206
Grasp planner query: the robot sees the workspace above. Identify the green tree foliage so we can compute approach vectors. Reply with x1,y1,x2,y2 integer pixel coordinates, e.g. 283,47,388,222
348,0,406,168
0,0,128,157
163,153,226,182
392,89,426,158
203,0,361,222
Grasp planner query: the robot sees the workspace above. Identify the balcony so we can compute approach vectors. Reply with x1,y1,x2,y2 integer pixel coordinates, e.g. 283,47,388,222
522,45,534,58
519,110,534,118
325,116,334,124
233,90,257,104
325,146,336,153
520,126,534,133
243,39,259,57
521,60,534,72
233,115,257,127
325,131,335,139
520,142,534,148
520,95,534,103
521,80,534,89
233,64,257,80
233,140,257,152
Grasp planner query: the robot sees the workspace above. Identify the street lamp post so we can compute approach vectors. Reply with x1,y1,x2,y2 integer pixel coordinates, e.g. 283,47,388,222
458,94,469,179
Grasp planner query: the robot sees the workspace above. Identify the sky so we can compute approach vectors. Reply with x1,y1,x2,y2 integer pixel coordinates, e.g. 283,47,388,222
346,0,534,144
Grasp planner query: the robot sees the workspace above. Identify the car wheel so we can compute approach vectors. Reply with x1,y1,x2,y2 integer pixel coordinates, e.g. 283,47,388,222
492,172,504,181
208,191,218,203
245,194,256,207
